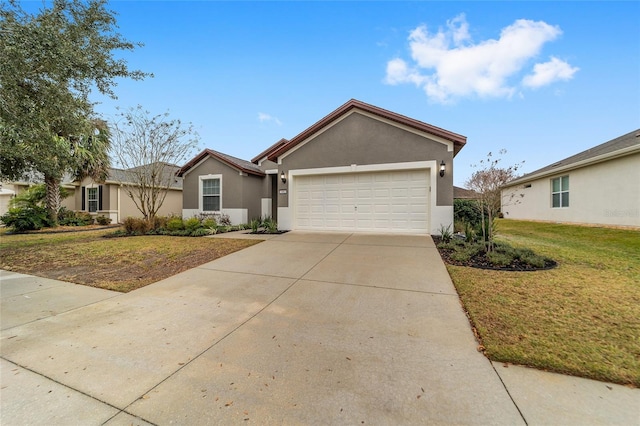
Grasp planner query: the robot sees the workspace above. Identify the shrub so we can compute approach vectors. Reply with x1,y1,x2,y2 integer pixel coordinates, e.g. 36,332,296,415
218,213,232,226
96,216,112,225
454,199,483,227
438,224,453,243
190,228,212,237
0,206,49,232
166,216,185,231
250,218,261,233
150,216,168,231
184,217,202,232
487,251,514,267
463,221,476,243
57,208,93,226
123,217,149,235
201,218,217,229
262,216,278,233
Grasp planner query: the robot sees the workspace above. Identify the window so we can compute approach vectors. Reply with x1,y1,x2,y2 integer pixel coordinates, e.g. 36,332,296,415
87,187,98,212
551,176,569,208
202,178,220,211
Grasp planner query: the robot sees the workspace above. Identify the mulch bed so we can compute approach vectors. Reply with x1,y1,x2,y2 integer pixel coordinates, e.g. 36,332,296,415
433,237,557,272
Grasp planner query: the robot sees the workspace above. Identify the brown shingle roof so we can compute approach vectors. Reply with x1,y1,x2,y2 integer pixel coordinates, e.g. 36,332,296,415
176,149,265,177
454,186,479,199
251,138,289,164
267,99,467,161
506,129,640,186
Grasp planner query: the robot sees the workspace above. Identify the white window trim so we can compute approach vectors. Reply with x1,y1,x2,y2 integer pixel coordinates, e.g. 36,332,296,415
199,174,222,212
87,187,98,213
551,175,569,208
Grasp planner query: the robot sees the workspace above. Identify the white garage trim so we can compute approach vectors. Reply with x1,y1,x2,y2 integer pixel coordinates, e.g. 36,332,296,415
280,161,440,234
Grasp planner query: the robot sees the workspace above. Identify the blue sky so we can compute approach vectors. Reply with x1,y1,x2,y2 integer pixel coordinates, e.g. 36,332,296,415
41,1,640,186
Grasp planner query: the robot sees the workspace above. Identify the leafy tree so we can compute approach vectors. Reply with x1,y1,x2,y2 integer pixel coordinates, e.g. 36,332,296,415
109,106,200,223
465,150,524,251
0,0,149,223
8,183,70,209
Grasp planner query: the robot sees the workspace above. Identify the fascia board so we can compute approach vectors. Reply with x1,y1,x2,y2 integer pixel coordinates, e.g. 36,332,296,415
504,145,640,187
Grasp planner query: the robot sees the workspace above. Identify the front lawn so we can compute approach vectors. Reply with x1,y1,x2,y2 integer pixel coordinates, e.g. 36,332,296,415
0,229,260,292
446,219,640,387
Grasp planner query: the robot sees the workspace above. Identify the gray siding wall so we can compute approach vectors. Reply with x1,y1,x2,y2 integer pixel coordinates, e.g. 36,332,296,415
183,156,265,219
278,112,454,207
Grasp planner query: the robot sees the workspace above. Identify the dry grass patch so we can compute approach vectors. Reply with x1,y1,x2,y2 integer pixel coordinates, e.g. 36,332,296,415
447,220,640,387
0,228,260,292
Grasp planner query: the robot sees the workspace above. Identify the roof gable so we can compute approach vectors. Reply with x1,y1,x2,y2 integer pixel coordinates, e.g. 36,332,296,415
267,99,467,161
507,129,640,185
177,149,265,177
251,138,289,164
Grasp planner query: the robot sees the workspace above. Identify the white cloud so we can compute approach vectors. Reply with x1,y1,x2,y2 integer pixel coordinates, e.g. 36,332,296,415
258,112,282,126
385,14,578,103
522,56,579,88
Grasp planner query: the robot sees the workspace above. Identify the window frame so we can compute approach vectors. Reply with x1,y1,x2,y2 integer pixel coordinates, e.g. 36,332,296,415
199,174,222,212
551,175,569,208
87,187,98,213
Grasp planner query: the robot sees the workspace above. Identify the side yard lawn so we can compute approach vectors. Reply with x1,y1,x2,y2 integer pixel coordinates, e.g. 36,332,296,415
0,229,260,292
446,219,640,387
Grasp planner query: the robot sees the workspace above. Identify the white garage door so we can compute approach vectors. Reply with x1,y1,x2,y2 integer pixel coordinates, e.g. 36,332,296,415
293,169,429,233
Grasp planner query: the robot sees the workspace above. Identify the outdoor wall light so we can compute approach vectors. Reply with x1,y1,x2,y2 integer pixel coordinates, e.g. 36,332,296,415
280,171,287,184
439,160,446,177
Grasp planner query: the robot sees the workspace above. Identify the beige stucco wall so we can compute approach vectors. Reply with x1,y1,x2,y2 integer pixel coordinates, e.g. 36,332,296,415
0,183,75,217
118,187,183,220
75,177,182,223
501,153,640,227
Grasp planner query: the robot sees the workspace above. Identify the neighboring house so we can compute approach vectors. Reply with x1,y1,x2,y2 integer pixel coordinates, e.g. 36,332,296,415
0,174,75,217
72,164,183,223
454,186,479,200
501,129,640,228
178,99,467,234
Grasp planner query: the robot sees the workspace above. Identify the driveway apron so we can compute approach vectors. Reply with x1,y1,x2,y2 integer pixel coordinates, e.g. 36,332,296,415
1,232,525,425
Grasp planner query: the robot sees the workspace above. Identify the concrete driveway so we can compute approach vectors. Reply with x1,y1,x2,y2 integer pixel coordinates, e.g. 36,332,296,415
1,232,637,425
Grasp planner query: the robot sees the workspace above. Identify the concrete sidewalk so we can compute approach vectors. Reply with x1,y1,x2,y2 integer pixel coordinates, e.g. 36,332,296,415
1,232,638,425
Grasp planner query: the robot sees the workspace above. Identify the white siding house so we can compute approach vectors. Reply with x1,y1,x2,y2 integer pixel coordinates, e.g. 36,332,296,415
501,129,640,228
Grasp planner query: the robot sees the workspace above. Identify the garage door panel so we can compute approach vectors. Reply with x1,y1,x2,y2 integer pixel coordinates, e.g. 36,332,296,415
294,169,429,234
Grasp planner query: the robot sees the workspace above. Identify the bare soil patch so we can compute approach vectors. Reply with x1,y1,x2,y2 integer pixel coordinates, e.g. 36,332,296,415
1,229,260,292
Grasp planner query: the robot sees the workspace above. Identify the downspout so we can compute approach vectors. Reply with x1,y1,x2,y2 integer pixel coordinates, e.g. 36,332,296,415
117,186,121,224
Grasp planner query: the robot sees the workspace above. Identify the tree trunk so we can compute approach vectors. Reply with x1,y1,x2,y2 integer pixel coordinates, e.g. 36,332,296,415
44,174,61,226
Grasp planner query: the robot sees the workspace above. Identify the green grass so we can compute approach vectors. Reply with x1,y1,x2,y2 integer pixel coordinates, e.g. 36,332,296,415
447,219,640,387
0,228,260,292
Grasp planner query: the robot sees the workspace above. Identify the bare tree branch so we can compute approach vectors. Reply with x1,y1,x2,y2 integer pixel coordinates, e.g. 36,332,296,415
465,150,524,251
109,106,200,222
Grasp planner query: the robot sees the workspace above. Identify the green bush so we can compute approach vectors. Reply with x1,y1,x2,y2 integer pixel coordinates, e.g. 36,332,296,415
438,224,453,243
58,209,93,226
450,243,484,262
201,218,217,229
166,217,185,231
96,215,112,225
0,206,49,232
262,216,278,233
250,218,261,233
190,228,211,237
184,217,201,232
487,251,514,267
454,199,482,227
123,217,149,235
